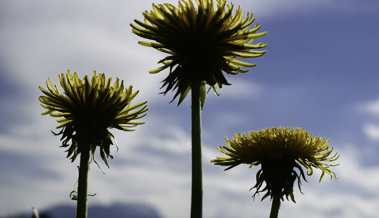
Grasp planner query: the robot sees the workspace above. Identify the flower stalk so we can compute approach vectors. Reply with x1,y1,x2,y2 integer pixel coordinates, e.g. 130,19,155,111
191,81,203,217
77,147,90,218
270,195,280,218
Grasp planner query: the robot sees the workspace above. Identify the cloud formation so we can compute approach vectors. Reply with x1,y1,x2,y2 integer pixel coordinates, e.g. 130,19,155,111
1,0,379,217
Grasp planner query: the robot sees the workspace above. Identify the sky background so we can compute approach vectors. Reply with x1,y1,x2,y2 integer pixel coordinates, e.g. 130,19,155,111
1,0,379,217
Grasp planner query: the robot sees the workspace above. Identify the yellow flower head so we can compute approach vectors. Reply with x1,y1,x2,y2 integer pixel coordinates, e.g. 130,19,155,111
131,0,267,107
211,127,339,202
39,70,148,167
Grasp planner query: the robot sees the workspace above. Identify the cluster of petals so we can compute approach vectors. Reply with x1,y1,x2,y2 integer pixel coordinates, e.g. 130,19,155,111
212,127,339,201
39,70,148,167
131,0,267,107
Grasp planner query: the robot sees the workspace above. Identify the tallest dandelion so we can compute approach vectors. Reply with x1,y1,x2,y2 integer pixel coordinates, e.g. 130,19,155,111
131,0,267,107
131,0,266,217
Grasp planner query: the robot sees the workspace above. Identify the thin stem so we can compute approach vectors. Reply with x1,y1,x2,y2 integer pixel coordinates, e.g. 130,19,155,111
32,207,39,218
269,195,281,218
77,149,90,218
190,82,203,218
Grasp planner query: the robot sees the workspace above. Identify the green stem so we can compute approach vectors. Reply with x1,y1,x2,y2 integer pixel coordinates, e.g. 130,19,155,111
190,83,203,218
269,195,281,218
77,149,90,218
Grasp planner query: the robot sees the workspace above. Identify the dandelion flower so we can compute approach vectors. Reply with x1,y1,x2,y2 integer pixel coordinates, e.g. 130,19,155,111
39,70,148,167
211,127,339,202
131,0,267,107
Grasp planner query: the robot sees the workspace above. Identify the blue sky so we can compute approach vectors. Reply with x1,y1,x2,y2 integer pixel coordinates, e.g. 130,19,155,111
1,0,379,217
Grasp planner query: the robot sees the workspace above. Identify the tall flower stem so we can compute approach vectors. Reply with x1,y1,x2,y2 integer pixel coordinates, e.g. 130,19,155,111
269,195,281,218
191,82,202,218
77,146,90,218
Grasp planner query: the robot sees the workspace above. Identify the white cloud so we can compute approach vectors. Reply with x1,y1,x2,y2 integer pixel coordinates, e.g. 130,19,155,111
357,98,379,141
214,79,264,100
238,0,359,18
362,123,379,141
362,99,379,116
285,145,379,218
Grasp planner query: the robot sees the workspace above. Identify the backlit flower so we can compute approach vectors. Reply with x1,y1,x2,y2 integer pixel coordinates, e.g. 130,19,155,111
39,70,148,167
211,127,339,202
131,0,267,107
